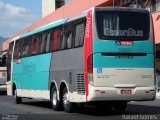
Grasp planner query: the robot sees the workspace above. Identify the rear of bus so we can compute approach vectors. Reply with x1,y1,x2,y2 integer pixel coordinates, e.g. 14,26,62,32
0,55,7,92
86,7,156,102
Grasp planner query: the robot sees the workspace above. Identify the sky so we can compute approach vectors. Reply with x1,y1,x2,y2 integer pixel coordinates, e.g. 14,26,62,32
0,0,42,38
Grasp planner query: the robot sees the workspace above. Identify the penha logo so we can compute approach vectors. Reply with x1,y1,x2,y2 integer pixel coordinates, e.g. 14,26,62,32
116,41,134,46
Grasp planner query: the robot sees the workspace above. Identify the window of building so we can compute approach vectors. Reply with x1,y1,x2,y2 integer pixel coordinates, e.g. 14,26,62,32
157,0,160,11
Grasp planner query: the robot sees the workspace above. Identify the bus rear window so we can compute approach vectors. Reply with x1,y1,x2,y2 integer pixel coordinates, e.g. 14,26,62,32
0,55,7,67
96,10,150,40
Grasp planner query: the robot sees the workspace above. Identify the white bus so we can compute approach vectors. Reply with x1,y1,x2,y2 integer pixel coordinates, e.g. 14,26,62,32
0,52,7,92
7,7,155,113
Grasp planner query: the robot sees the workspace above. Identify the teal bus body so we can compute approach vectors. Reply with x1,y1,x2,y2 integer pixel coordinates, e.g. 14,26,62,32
13,53,52,90
93,41,154,68
12,20,67,90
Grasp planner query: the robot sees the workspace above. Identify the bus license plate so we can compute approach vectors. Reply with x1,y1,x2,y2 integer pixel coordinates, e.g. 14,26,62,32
121,90,132,94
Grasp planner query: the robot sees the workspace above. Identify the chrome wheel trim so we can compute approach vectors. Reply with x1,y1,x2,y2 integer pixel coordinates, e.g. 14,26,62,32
52,91,57,106
63,90,69,109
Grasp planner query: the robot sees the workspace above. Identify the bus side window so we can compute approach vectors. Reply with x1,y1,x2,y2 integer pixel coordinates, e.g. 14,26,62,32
0,56,2,66
25,37,32,57
29,36,34,55
46,31,51,53
52,28,61,52
35,35,41,54
13,41,17,59
29,35,40,55
14,40,20,59
7,42,14,82
74,20,86,47
40,33,47,54
61,29,67,50
2,55,7,66
20,39,26,58
19,40,26,58
64,22,74,49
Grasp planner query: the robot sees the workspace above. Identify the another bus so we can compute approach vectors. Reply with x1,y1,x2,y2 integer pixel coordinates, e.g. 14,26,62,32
0,52,7,92
7,7,156,113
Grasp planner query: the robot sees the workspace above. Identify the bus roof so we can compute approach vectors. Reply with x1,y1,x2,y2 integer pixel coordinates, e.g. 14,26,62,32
19,19,67,39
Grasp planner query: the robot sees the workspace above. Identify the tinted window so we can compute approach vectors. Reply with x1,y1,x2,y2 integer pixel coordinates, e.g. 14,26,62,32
50,28,61,52
40,33,47,53
24,37,32,57
74,21,86,47
7,42,14,81
29,35,41,55
62,23,73,50
46,32,51,53
96,11,150,40
14,40,20,59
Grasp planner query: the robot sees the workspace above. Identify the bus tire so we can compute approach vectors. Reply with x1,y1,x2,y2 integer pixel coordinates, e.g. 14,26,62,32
62,87,76,113
113,101,127,113
51,86,62,111
14,88,22,104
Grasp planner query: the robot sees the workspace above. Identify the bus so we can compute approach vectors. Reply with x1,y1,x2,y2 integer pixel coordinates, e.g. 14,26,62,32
7,7,156,113
0,52,7,92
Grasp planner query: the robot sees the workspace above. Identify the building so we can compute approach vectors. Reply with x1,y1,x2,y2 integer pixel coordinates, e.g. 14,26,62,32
42,0,65,17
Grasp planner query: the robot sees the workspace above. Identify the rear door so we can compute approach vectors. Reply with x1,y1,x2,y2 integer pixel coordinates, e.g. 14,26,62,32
6,41,14,95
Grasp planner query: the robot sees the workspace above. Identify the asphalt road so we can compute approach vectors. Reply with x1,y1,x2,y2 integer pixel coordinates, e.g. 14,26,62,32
0,92,160,120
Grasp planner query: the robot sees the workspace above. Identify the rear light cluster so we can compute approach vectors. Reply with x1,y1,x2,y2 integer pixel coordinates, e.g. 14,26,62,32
87,55,93,85
1,70,7,77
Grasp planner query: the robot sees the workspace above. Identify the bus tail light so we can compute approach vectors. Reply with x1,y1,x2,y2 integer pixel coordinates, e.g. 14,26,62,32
2,70,7,77
87,55,93,85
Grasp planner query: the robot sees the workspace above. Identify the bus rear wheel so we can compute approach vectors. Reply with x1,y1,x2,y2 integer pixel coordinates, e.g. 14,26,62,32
62,87,76,113
14,88,22,104
51,86,62,111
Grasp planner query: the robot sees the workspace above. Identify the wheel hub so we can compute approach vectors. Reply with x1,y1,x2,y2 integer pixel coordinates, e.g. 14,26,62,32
52,91,57,106
63,91,69,107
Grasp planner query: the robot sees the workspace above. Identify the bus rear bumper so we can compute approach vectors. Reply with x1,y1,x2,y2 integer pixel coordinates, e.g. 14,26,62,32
0,85,7,91
87,85,156,102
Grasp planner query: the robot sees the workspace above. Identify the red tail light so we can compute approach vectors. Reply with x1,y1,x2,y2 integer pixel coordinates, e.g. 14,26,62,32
2,70,7,77
87,55,93,73
87,55,93,85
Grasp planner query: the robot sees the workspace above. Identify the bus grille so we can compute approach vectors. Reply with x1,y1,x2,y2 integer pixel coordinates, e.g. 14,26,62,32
76,74,85,95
